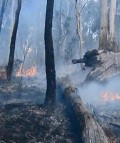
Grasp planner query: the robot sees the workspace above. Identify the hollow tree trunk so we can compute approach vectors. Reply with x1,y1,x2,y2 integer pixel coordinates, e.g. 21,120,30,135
58,77,109,143
0,0,8,32
99,0,108,50
7,0,22,81
44,0,56,105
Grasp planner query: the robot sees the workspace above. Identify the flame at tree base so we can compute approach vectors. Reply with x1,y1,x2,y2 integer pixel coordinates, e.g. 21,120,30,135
16,65,37,77
102,91,120,102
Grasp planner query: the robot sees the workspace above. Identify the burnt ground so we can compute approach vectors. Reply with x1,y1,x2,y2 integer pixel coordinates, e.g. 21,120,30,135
0,79,81,143
0,103,81,143
94,103,120,143
0,79,120,143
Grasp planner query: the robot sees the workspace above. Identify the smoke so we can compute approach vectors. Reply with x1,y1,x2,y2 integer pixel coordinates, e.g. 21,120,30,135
0,0,119,107
78,76,120,105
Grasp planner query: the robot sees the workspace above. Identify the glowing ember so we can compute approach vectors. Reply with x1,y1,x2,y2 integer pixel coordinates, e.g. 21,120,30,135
102,91,120,102
16,65,37,77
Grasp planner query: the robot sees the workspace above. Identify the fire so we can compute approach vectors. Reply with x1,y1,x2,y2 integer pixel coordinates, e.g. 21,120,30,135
16,64,23,77
16,65,37,77
25,66,37,77
102,91,120,102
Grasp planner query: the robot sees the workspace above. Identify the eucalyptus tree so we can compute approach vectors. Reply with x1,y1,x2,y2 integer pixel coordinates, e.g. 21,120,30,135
44,0,56,105
99,0,117,51
0,0,8,32
108,0,117,49
7,0,22,80
99,0,108,50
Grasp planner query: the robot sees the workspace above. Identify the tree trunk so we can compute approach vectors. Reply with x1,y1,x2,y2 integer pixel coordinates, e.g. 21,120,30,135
58,77,109,143
99,0,108,50
7,0,15,60
75,0,83,58
6,0,22,81
44,0,56,105
108,0,117,50
0,0,8,32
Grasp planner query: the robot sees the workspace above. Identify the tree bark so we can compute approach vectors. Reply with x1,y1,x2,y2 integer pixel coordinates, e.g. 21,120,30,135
7,0,15,60
7,0,22,81
0,0,8,32
58,77,109,143
75,0,83,58
99,0,108,50
44,0,56,105
108,0,117,50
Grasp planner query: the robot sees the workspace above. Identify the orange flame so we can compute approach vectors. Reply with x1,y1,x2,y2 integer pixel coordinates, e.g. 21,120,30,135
102,91,120,102
16,64,23,77
16,65,37,77
25,66,37,77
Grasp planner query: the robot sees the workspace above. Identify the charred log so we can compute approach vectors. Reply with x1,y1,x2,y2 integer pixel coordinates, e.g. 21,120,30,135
72,49,101,67
109,122,120,129
58,77,109,143
86,51,120,81
72,49,120,81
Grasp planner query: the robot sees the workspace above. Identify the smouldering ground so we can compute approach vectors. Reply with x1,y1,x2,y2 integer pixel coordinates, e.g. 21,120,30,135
0,79,80,143
0,103,80,143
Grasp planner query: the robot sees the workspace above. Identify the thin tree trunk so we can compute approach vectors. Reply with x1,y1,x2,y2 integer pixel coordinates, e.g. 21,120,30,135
99,0,108,50
7,0,15,60
0,0,8,32
75,0,83,58
44,0,56,105
7,0,22,81
66,0,70,16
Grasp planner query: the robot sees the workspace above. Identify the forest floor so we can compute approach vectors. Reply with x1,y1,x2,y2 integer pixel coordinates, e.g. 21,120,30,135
0,103,81,143
0,79,81,143
91,103,120,143
0,78,120,143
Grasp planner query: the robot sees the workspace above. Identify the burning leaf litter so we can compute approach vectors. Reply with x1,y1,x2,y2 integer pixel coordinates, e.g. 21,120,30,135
16,65,37,77
102,91,120,102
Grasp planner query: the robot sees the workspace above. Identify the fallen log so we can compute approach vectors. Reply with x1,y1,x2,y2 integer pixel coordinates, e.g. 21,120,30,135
72,49,120,81
58,77,109,143
72,49,101,67
109,122,120,129
86,51,120,81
